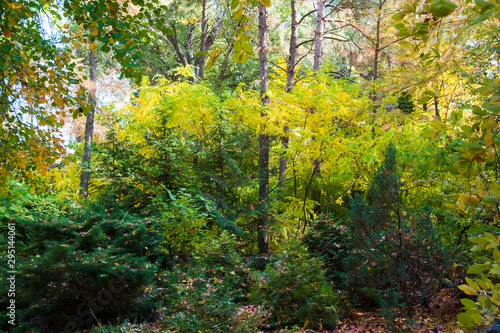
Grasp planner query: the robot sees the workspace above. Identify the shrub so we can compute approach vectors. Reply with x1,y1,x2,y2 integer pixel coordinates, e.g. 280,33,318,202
153,188,209,258
249,239,338,330
457,232,500,329
345,144,452,314
1,207,163,332
158,232,267,332
303,215,351,284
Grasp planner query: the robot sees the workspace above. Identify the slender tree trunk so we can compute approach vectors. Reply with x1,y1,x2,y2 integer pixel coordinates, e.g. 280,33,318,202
434,96,440,120
309,0,325,209
79,50,97,198
164,25,188,66
198,0,208,80
313,0,325,71
278,0,298,198
372,0,382,104
286,0,298,90
184,23,195,66
258,3,269,254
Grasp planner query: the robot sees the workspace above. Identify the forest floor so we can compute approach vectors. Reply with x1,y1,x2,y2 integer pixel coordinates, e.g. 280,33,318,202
329,309,463,332
95,308,465,333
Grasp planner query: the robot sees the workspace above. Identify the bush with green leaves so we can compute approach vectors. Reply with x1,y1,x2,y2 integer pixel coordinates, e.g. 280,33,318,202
153,188,211,258
249,239,338,330
158,232,268,332
457,232,500,329
0,181,79,223
303,215,351,284
1,206,163,332
345,144,452,313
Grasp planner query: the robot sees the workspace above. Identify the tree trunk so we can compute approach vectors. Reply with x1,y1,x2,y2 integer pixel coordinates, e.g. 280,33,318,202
198,0,208,80
434,96,440,120
286,0,298,91
79,50,97,199
313,0,325,71
372,0,382,104
164,24,188,67
309,0,325,207
279,0,298,198
258,2,269,254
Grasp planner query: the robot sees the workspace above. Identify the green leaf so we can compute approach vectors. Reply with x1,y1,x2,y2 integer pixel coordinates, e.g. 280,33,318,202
233,49,247,63
472,106,488,116
467,264,490,274
231,0,240,9
470,237,488,246
484,103,500,112
395,23,406,30
165,27,174,36
399,41,413,52
483,195,498,204
234,39,242,51
460,298,479,309
489,266,500,275
429,0,458,18
242,42,253,54
457,313,477,328
461,125,472,133
485,232,498,244
451,110,463,124
471,10,493,25
392,12,406,21
462,142,484,154
431,120,446,130
195,51,210,56
422,127,440,140
418,96,432,104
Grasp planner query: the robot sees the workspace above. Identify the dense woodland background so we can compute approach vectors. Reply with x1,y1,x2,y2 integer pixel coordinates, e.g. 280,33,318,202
1,0,500,331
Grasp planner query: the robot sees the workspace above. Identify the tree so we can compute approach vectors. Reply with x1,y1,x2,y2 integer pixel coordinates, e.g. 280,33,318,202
0,0,86,193
258,0,270,254
79,50,97,198
313,0,325,71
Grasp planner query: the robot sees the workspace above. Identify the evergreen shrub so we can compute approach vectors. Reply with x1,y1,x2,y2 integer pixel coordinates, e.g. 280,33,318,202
345,144,452,314
6,207,162,332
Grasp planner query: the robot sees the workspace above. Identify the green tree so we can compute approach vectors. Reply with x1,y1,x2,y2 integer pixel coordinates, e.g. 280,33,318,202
0,0,85,192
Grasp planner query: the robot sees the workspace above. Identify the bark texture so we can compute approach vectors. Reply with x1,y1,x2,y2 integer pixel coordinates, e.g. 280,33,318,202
313,0,325,71
279,0,298,198
258,3,269,254
79,50,97,198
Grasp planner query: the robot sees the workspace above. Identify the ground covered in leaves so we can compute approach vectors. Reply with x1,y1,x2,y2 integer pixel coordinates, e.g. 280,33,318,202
86,304,465,333
331,309,463,333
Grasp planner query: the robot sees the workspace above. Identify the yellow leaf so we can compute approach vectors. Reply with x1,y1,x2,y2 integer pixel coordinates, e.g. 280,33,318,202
485,130,494,146
458,192,479,205
8,16,17,26
9,2,22,9
92,27,98,36
458,284,478,296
